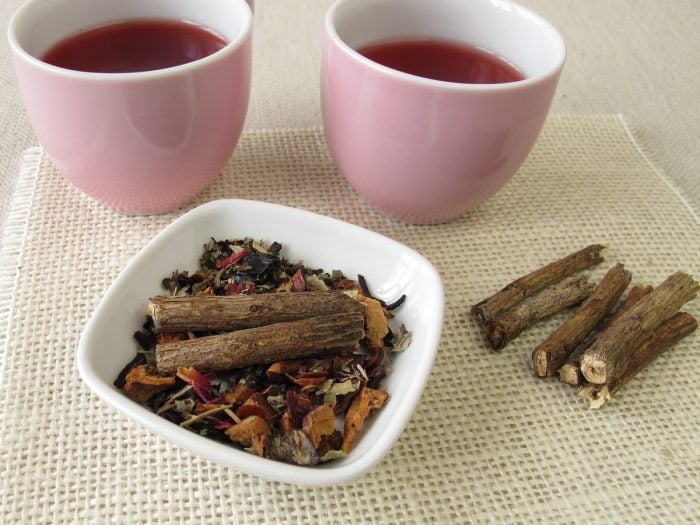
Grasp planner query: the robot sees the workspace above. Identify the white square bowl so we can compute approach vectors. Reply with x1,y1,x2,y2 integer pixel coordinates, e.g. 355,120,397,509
77,199,444,486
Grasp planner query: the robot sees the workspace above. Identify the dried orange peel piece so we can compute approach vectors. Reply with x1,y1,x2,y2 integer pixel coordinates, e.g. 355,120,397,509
357,294,389,349
341,387,389,453
302,403,336,448
225,415,271,448
123,364,176,404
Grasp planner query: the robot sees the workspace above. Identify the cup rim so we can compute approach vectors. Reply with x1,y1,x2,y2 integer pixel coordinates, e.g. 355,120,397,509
7,0,253,81
325,0,566,91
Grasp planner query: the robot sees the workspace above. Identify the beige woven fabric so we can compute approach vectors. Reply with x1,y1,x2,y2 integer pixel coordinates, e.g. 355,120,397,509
1,115,699,524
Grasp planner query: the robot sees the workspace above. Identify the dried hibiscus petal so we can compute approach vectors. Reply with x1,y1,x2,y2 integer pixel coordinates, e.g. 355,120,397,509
291,268,306,292
316,429,343,458
213,419,235,431
176,366,222,404
236,392,275,421
286,390,316,428
216,247,249,269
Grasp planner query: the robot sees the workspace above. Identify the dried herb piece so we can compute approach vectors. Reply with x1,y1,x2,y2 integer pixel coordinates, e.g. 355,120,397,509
391,324,412,353
580,272,699,384
559,283,653,386
532,264,631,377
579,312,697,408
357,273,406,311
269,429,320,466
485,276,596,350
471,244,605,327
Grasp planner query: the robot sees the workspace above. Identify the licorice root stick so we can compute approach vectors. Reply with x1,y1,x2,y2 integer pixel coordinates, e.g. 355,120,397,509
579,312,697,408
155,312,365,374
559,283,653,386
532,263,631,377
580,272,699,385
149,291,363,333
471,244,605,327
484,276,595,350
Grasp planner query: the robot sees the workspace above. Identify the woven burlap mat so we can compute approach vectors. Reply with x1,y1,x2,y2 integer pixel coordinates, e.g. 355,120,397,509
1,115,699,524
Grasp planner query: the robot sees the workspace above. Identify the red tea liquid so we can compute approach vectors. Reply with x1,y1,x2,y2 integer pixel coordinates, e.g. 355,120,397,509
358,39,524,84
42,19,228,73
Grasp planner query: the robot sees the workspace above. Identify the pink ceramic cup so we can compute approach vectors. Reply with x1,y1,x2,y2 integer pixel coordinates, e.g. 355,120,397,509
8,0,252,215
322,0,566,224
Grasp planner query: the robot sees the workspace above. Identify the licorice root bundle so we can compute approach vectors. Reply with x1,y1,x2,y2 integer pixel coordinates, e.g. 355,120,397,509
472,244,698,409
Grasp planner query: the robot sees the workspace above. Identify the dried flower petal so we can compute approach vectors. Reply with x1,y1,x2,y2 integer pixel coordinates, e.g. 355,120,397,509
286,390,316,428
216,247,249,269
176,366,222,403
236,392,275,421
269,429,319,466
291,269,306,292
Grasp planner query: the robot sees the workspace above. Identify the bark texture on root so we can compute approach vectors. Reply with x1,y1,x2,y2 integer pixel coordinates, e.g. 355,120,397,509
155,312,365,374
484,276,595,350
149,291,363,333
580,272,699,385
559,283,652,386
579,312,697,408
471,244,605,327
532,264,631,378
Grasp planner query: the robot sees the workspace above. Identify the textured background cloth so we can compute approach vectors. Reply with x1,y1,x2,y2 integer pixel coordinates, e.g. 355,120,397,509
1,0,700,234
1,116,699,523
